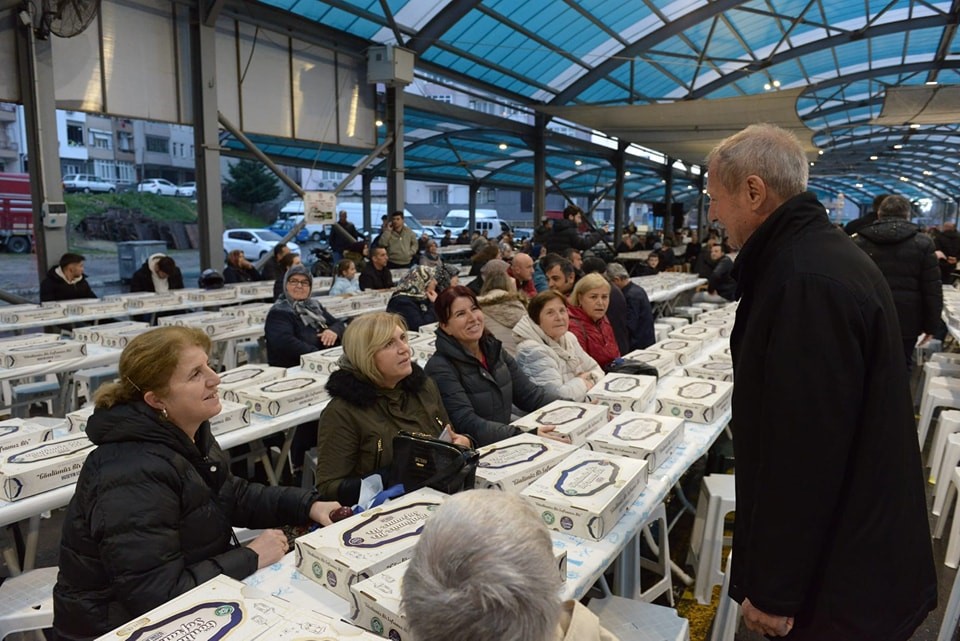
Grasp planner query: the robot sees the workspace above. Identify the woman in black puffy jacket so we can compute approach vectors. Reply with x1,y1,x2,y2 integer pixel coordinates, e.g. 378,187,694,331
53,326,340,641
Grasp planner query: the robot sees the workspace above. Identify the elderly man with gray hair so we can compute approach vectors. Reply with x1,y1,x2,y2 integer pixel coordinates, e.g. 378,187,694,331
402,489,618,641
605,262,655,350
852,193,942,370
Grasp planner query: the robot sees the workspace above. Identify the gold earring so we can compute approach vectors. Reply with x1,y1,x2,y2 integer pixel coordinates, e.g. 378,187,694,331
160,407,169,420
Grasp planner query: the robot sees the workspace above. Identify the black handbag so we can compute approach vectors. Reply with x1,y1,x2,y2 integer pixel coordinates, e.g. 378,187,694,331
388,431,479,495
607,358,660,379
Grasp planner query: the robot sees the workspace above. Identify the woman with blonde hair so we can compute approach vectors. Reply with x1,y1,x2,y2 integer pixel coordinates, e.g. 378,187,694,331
316,312,470,504
568,272,620,370
54,326,340,641
514,290,604,401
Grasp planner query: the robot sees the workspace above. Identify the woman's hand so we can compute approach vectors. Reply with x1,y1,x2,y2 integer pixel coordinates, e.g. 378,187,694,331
318,329,339,346
247,529,289,569
426,288,438,303
578,372,596,386
446,424,472,448
309,500,343,527
537,425,572,444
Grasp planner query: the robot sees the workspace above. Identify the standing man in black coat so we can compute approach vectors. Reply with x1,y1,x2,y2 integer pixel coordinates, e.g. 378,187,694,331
934,222,960,283
542,205,605,255
852,194,942,369
843,193,887,236
708,124,935,640
40,253,97,301
329,210,360,263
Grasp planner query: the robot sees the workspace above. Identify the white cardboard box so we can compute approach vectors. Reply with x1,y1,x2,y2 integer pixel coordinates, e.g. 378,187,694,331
654,376,733,424
694,317,734,337
222,303,273,325
218,365,286,402
61,299,128,317
418,322,439,335
350,560,410,640
475,432,578,491
112,291,184,309
158,312,249,336
510,400,609,446
0,434,95,501
657,316,688,330
683,360,734,382
295,488,446,601
233,281,276,298
408,335,436,362
237,373,329,417
621,349,677,376
0,338,86,368
586,412,685,472
667,324,721,344
183,287,239,303
268,608,381,641
72,321,149,345
586,373,657,414
648,338,702,365
100,327,152,349
65,406,95,433
209,400,251,436
0,419,56,454
0,333,60,350
93,575,290,641
0,304,67,324
300,347,344,375
521,448,648,541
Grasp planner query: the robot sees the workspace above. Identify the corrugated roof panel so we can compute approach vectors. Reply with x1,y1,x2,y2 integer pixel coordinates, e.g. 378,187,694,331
577,77,629,104
726,9,787,52
905,26,947,57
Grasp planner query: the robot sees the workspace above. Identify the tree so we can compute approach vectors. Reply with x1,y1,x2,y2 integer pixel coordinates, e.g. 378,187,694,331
224,160,281,213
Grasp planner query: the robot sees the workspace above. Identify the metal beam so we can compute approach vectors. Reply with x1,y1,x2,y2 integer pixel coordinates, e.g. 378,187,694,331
409,0,482,55
378,0,406,46
385,86,405,215
203,0,227,27
192,12,224,272
533,113,546,229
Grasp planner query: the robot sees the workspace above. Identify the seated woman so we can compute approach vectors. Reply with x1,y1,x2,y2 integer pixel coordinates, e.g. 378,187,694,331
265,264,345,368
478,269,527,356
328,258,361,296
385,265,437,331
567,273,621,371
223,249,261,283
513,290,604,401
316,312,470,504
403,490,617,641
53,327,340,641
425,286,565,446
420,239,443,267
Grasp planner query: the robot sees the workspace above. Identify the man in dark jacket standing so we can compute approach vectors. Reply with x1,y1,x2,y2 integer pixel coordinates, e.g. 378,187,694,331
934,221,960,283
708,124,935,640
843,193,887,235
853,194,942,369
40,253,97,301
606,262,655,351
543,206,605,255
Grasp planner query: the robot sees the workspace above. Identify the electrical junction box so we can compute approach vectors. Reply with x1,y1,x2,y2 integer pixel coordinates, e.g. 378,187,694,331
42,201,67,228
367,45,415,85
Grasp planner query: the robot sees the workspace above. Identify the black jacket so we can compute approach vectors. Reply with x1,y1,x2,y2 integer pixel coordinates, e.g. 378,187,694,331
934,228,960,282
425,330,558,446
605,281,631,355
330,221,360,252
359,264,394,291
264,302,345,368
129,261,184,292
728,192,936,639
621,281,655,351
39,266,96,302
386,295,437,331
542,218,603,255
223,264,261,284
853,219,942,342
706,255,737,301
843,210,877,236
53,402,318,641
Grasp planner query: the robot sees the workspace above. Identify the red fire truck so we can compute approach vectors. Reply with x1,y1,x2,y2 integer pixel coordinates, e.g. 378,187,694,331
0,172,33,253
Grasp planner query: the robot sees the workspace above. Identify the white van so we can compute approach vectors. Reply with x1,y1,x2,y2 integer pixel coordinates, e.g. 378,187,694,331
441,209,511,237
279,199,436,240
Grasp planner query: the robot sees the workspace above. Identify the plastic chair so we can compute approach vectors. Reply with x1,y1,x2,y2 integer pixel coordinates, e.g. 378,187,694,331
709,550,740,641
933,434,960,517
689,474,736,605
934,465,960,569
917,380,960,451
613,501,674,605
930,411,960,483
588,595,690,641
937,558,960,641
0,566,57,641
917,361,960,409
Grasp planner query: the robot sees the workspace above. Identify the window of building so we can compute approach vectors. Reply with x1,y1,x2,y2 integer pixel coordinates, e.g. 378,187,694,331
90,130,112,150
66,122,83,147
478,188,497,204
118,131,134,152
63,163,80,175
94,159,115,180
146,135,169,153
430,187,448,205
428,95,452,103
116,161,135,183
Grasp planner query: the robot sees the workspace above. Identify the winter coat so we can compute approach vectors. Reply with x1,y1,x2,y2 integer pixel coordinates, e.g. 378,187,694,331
478,289,527,356
513,315,603,401
222,263,260,284
542,218,603,255
386,295,436,331
129,255,184,293
328,275,361,296
605,282,631,355
53,402,318,641
843,210,878,236
264,300,345,367
567,305,620,370
39,266,96,302
330,221,360,253
359,264,394,290
378,226,418,266
728,192,936,639
706,255,737,301
316,363,447,504
620,281,656,351
934,227,960,282
425,329,557,446
853,219,943,350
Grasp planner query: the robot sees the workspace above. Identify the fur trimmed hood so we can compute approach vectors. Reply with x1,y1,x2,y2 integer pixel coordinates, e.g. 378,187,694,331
325,360,429,407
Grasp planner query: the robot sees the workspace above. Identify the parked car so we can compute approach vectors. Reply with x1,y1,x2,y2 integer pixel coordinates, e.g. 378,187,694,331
223,228,300,260
62,174,115,194
137,178,179,196
176,181,196,197
268,217,310,243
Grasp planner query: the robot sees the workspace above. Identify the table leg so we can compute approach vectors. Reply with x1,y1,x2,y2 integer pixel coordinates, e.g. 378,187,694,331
269,428,297,485
612,533,639,598
23,514,40,572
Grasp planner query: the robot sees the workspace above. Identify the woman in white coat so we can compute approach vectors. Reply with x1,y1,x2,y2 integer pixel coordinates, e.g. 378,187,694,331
513,290,604,402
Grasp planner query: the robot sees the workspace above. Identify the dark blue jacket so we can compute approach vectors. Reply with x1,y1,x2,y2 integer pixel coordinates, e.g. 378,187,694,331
264,302,345,367
621,281,656,351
